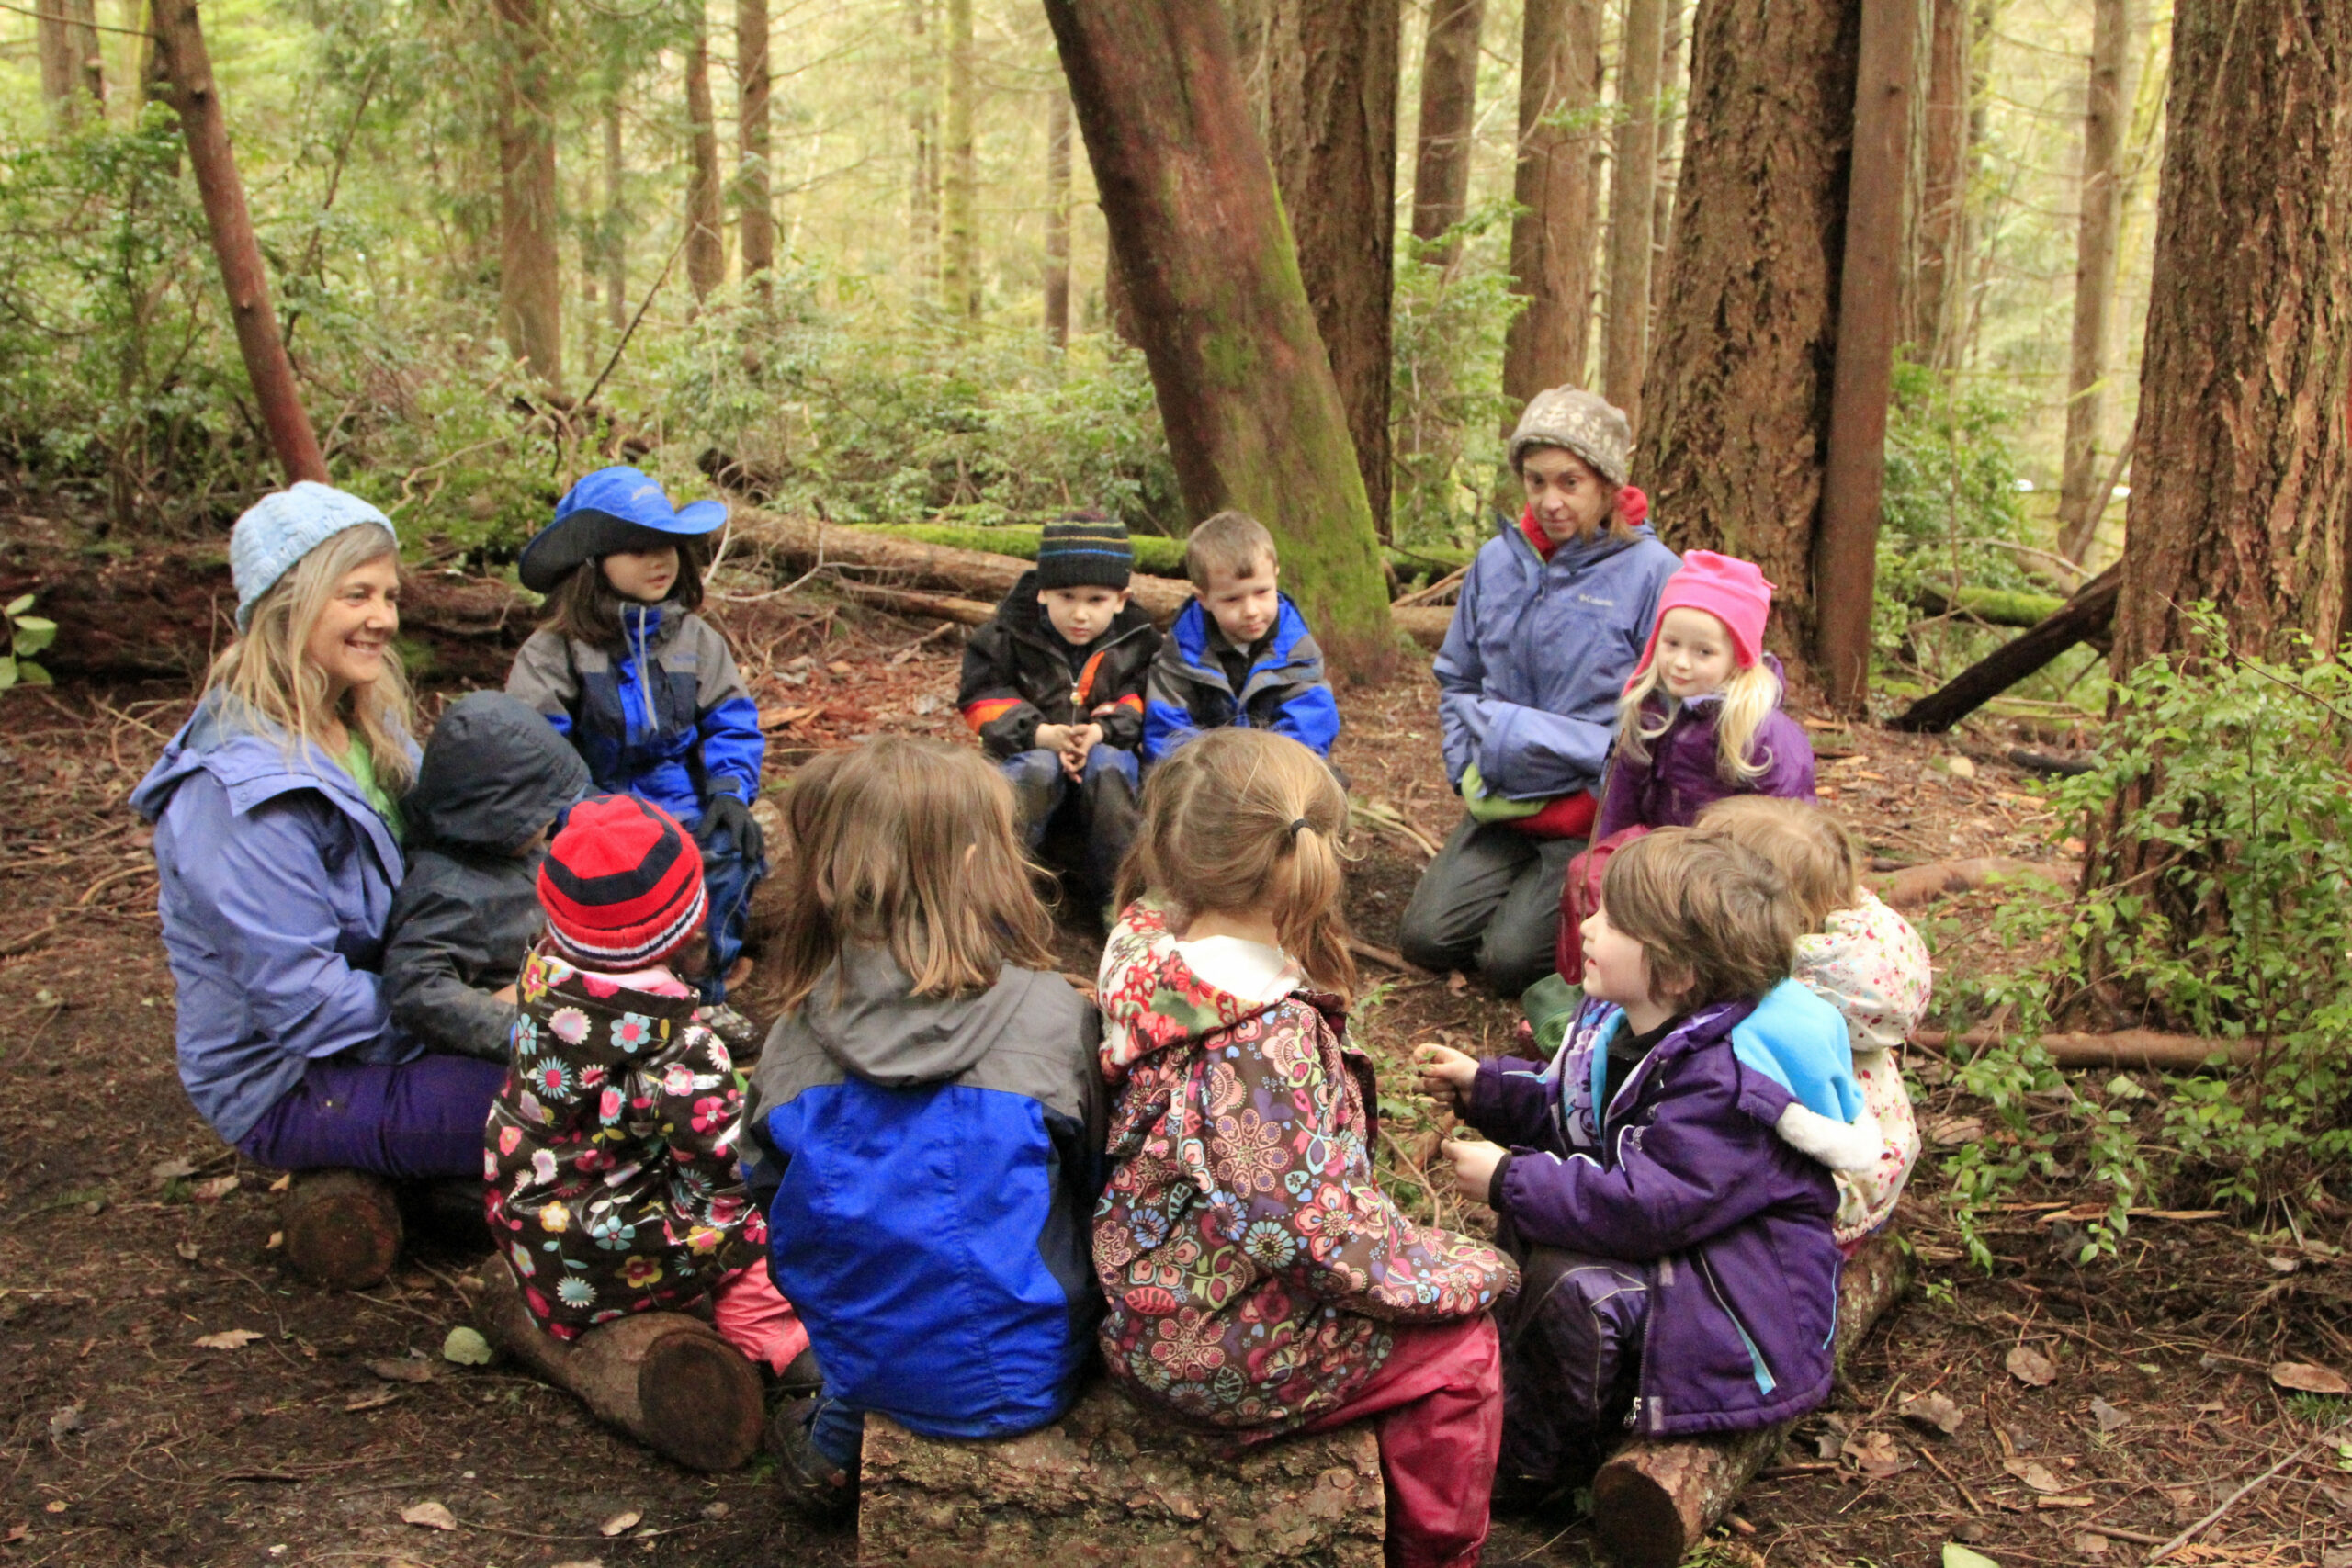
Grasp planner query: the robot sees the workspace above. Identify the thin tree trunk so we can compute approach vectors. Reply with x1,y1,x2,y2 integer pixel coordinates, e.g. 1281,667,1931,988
908,0,938,286
1911,0,1969,366
685,6,725,304
1502,0,1605,406
737,0,775,295
493,0,563,390
150,0,326,484
1410,0,1485,262
1647,0,1685,325
2054,0,2137,564
1266,0,1402,539
1815,0,1915,711
1601,0,1668,429
1638,0,1860,663
604,87,628,336
941,0,978,318
1044,0,1394,677
39,0,104,122
1044,88,1071,348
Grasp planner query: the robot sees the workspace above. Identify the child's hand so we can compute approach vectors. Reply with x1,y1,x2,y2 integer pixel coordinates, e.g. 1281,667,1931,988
1413,1043,1479,1114
1034,722,1073,755
1440,1132,1507,1205
1059,723,1103,779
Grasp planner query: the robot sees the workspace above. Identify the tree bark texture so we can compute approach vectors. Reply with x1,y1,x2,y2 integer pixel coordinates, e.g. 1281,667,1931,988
737,0,775,290
685,8,725,305
1601,0,1668,430
2053,0,2136,564
492,0,563,389
151,0,328,484
941,0,978,318
2109,0,2352,673
858,1382,1385,1567
1815,0,1915,711
1266,0,1402,539
38,0,104,120
1410,0,1486,260
1638,0,1860,659
1910,0,1970,366
1045,88,1072,347
603,87,627,336
1647,0,1686,326
1502,0,1605,405
1044,0,1395,675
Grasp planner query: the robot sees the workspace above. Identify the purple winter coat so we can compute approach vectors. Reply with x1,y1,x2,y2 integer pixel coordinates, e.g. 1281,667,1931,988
1591,659,1815,841
1467,996,1843,1438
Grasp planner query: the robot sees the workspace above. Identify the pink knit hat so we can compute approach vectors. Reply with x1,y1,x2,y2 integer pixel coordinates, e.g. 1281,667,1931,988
1631,550,1775,681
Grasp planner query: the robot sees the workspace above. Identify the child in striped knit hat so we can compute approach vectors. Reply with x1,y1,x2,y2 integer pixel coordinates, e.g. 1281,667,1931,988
483,794,807,1396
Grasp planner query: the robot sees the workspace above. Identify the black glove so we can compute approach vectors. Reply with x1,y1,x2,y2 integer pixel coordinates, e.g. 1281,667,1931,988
696,790,763,863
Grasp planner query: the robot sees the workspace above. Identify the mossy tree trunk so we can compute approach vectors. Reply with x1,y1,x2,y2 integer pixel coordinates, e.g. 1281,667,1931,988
1409,0,1485,265
1501,0,1604,406
1045,0,1394,677
494,0,563,390
685,5,725,306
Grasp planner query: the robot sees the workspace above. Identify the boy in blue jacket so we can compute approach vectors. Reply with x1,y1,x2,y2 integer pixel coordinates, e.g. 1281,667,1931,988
1141,510,1340,763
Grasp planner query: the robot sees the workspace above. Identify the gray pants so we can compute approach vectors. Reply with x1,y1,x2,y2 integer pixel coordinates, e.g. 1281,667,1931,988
1396,816,1583,997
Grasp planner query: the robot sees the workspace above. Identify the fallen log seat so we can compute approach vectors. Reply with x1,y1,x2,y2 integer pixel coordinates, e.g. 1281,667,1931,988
279,1168,403,1291
1590,1231,1910,1568
857,1381,1385,1568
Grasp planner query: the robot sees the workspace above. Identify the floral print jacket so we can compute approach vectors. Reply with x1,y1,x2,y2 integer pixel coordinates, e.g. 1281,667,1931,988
484,948,764,1337
1794,892,1932,1247
1092,903,1515,1433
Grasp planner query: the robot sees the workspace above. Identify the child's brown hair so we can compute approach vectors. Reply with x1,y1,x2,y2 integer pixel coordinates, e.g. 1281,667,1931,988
1695,795,1861,931
1114,728,1355,998
767,736,1056,1011
539,534,712,649
1600,827,1801,1006
1182,510,1277,592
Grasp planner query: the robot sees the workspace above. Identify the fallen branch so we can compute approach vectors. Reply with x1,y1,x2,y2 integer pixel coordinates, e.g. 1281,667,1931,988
2146,1422,2346,1563
1393,565,1467,608
829,581,999,627
1914,1027,2257,1070
1893,564,2120,733
1346,937,1410,972
1873,856,2065,910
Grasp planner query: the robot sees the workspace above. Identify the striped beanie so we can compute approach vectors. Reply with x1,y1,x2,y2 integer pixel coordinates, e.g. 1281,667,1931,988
1035,511,1133,591
537,795,707,969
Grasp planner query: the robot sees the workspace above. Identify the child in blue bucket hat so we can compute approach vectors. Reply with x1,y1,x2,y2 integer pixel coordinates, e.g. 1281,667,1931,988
505,467,767,1004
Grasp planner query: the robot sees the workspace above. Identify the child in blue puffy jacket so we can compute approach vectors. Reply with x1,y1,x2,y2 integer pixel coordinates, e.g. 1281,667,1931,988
506,467,766,1000
1141,511,1340,763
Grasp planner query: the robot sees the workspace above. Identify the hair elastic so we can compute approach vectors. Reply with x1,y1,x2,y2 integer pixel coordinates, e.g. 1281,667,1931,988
1289,817,1310,838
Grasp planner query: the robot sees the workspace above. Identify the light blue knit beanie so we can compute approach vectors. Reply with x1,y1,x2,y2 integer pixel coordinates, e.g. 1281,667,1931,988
230,482,397,632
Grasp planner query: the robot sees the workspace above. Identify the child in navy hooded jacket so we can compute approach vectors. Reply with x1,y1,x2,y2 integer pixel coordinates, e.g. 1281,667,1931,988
1142,510,1340,762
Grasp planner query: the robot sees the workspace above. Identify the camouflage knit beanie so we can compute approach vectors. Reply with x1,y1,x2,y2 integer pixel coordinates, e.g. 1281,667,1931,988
1508,387,1633,488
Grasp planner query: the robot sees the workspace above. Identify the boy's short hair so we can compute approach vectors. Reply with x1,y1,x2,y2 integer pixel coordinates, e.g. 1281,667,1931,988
1695,796,1860,931
1184,510,1278,592
1601,828,1801,1006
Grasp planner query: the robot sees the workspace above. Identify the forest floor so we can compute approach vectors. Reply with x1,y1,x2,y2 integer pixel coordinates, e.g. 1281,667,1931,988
1,591,2347,1568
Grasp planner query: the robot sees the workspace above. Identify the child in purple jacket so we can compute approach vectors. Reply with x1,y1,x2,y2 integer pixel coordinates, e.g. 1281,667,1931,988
1419,829,1846,1491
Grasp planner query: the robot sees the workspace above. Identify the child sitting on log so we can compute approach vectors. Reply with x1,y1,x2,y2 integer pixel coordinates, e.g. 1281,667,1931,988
1096,728,1516,1568
1697,796,1930,1251
1418,829,1846,1498
481,794,805,1467
742,737,1106,1522
1140,511,1341,763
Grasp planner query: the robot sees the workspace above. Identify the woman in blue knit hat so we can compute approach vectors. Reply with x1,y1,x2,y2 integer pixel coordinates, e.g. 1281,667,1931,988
132,484,508,1282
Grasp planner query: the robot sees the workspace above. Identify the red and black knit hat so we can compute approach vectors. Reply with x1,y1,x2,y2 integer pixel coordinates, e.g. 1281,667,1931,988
537,795,707,969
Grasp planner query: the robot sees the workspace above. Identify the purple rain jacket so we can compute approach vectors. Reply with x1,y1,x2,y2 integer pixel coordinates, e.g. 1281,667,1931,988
1465,995,1843,1438
1592,659,1817,840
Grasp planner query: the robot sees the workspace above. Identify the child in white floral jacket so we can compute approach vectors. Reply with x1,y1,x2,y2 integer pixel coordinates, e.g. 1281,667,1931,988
1700,797,1931,1249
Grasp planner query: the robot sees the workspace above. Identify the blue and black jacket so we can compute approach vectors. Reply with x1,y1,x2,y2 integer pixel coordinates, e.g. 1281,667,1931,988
741,945,1105,1439
504,603,763,831
1140,592,1340,762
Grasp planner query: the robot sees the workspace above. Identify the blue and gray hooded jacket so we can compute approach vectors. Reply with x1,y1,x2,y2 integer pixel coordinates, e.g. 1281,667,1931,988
1141,592,1340,761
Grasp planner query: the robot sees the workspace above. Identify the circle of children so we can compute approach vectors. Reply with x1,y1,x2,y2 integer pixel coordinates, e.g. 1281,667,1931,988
130,386,1932,1568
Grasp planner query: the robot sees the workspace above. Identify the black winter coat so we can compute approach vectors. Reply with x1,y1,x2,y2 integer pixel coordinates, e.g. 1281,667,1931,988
956,571,1161,760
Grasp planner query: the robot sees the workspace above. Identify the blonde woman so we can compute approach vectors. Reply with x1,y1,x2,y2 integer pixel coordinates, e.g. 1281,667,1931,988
132,484,505,1180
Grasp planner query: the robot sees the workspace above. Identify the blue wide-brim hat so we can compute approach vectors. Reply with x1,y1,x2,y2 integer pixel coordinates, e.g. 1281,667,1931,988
517,466,729,593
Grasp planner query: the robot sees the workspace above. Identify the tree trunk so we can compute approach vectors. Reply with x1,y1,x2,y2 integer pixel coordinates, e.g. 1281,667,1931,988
737,0,775,293
941,0,978,318
1409,0,1485,262
38,0,104,122
685,7,726,305
604,87,628,336
2053,0,2137,565
2107,0,2352,674
908,0,939,286
1814,0,1914,711
1043,0,1395,676
1601,0,1668,429
1265,0,1402,539
492,0,563,389
279,1168,401,1291
1044,88,1072,347
1502,0,1606,405
1910,0,1969,366
1638,0,1860,661
1647,0,1685,325
150,0,327,485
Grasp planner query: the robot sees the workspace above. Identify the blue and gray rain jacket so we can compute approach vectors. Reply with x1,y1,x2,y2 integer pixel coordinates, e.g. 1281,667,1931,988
1141,592,1340,762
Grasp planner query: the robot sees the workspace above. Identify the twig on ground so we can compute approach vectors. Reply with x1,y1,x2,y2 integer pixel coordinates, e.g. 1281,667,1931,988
1914,1442,1984,1515
2146,1423,2346,1563
1347,937,1412,972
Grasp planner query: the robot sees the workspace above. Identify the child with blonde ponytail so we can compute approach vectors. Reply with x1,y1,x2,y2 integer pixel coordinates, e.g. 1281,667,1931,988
1094,728,1517,1568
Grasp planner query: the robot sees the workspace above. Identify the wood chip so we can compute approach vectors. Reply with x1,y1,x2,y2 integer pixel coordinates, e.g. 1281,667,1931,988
192,1328,263,1350
598,1510,641,1538
367,1358,436,1384
400,1500,458,1530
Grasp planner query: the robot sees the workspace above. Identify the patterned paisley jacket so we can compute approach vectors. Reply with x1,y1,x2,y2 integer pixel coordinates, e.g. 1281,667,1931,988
1092,902,1516,1432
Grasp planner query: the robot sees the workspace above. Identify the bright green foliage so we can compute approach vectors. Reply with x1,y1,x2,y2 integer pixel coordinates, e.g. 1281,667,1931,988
1389,202,1521,553
1,593,56,691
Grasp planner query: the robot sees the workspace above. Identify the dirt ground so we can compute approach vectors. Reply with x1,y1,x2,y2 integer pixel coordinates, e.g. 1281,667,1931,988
2,594,2347,1568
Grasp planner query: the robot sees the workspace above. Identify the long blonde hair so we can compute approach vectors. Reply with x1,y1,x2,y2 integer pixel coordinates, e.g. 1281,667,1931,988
1614,643,1784,786
767,737,1057,1011
1115,728,1357,998
205,522,414,792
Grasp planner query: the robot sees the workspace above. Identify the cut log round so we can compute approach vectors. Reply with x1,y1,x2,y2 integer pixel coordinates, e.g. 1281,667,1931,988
476,1260,763,1472
1590,1231,1909,1568
279,1168,403,1291
858,1380,1385,1566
